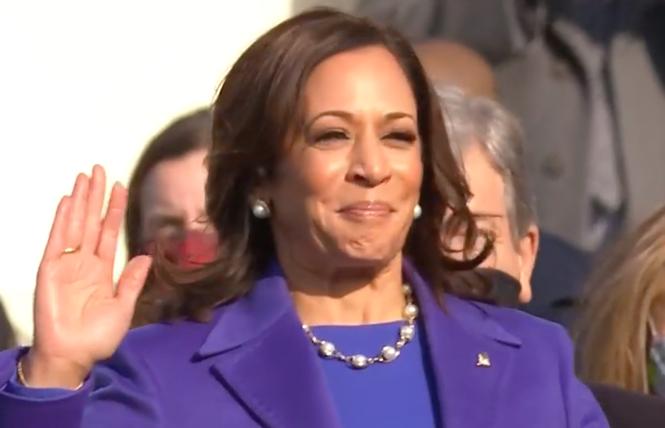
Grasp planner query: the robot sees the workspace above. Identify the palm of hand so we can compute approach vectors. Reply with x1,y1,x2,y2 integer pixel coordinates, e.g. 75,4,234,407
29,166,152,381
34,254,128,366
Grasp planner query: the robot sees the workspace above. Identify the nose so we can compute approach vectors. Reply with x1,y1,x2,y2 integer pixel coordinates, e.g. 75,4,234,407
346,132,392,187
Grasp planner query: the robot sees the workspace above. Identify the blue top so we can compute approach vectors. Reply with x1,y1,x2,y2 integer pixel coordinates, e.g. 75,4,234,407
310,320,439,428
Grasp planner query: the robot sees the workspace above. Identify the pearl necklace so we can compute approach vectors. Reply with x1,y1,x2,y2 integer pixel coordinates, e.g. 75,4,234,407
301,284,419,369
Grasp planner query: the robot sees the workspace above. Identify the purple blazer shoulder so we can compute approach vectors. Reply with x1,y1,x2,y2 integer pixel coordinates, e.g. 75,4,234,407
0,262,608,427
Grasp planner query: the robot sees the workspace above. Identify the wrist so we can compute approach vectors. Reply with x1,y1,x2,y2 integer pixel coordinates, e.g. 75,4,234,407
20,350,89,390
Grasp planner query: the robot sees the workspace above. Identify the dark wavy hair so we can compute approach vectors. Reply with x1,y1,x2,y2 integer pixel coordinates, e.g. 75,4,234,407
151,8,492,322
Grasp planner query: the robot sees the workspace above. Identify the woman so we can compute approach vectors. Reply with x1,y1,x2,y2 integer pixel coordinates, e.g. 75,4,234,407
574,204,665,397
124,108,218,326
0,9,607,428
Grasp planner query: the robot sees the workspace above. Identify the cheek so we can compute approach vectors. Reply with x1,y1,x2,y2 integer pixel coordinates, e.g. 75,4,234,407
484,239,521,278
271,150,348,219
300,153,348,199
394,149,423,184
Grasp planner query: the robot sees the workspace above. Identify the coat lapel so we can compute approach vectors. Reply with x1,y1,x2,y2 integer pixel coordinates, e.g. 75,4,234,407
196,260,523,428
405,261,522,428
195,263,342,428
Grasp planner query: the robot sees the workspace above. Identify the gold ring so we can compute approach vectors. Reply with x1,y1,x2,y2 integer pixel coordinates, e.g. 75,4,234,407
62,246,81,255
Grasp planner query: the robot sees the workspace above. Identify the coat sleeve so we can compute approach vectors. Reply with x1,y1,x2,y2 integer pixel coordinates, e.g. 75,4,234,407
552,325,610,428
0,342,163,428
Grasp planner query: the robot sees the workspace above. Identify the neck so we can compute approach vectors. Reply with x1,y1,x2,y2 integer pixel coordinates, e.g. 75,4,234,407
278,252,406,326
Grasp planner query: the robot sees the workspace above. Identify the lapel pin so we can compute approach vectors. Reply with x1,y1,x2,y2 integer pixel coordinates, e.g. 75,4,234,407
476,352,491,368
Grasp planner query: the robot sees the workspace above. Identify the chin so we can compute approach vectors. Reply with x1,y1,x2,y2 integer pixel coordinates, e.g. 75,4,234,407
335,240,401,267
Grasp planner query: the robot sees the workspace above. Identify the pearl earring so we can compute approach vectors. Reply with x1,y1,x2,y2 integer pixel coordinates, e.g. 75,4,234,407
251,200,271,218
413,204,422,219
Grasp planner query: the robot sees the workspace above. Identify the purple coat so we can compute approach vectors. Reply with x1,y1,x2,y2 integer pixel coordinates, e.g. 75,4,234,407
0,261,608,427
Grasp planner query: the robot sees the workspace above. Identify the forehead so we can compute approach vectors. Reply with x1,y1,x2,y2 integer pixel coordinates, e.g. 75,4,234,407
140,149,208,210
303,45,418,116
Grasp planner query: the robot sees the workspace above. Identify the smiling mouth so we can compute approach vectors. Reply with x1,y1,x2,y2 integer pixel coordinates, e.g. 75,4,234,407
337,201,395,220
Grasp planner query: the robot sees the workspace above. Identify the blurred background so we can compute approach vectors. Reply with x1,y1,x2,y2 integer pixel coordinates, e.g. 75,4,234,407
0,0,291,341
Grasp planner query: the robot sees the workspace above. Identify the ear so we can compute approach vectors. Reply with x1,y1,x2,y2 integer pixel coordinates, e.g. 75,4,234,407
516,224,540,304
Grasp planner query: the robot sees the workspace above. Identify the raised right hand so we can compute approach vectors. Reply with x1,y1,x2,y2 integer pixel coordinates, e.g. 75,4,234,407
23,165,152,389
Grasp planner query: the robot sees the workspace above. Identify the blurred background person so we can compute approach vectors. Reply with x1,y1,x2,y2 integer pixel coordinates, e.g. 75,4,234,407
574,204,665,396
589,382,665,428
436,87,538,305
414,40,496,98
296,0,665,256
438,85,665,426
430,67,588,325
0,0,292,343
124,108,217,326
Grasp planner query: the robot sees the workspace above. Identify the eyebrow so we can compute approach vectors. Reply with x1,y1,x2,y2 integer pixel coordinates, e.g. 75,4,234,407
472,212,505,219
145,213,185,228
305,110,415,129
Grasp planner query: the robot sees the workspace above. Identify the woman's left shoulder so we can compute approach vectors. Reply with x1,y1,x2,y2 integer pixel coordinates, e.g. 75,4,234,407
446,294,572,353
442,296,609,427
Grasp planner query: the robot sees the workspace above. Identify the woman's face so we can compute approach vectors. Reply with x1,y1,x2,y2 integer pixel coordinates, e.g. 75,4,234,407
140,148,210,247
264,45,423,270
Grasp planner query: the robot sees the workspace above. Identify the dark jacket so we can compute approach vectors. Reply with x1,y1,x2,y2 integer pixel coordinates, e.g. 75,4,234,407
589,383,665,428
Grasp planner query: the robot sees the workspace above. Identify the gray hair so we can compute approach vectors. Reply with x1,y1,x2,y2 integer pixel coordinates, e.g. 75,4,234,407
436,86,536,244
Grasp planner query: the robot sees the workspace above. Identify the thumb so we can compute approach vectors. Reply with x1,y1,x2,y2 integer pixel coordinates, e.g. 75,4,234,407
115,255,152,307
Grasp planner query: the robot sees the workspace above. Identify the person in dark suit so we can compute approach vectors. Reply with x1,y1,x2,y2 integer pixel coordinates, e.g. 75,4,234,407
589,383,665,428
527,232,591,327
435,87,539,306
0,9,607,428
436,87,591,326
420,50,589,326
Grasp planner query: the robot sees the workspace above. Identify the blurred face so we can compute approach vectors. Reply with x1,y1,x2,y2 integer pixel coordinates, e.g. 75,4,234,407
462,143,538,303
264,46,423,271
140,148,210,247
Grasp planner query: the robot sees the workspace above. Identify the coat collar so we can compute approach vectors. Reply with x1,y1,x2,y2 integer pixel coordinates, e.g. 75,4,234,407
196,261,342,428
405,260,521,427
196,260,291,358
197,259,523,428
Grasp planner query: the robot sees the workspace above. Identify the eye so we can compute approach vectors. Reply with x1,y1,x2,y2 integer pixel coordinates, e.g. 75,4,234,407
146,215,185,239
154,224,185,243
383,130,417,144
313,129,349,143
193,213,210,226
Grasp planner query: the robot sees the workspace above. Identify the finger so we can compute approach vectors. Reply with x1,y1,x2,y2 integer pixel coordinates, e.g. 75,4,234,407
97,182,128,263
65,174,89,250
115,255,152,308
81,165,106,252
42,196,72,261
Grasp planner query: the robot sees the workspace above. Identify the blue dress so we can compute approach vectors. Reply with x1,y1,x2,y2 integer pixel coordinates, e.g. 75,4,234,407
311,320,439,428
